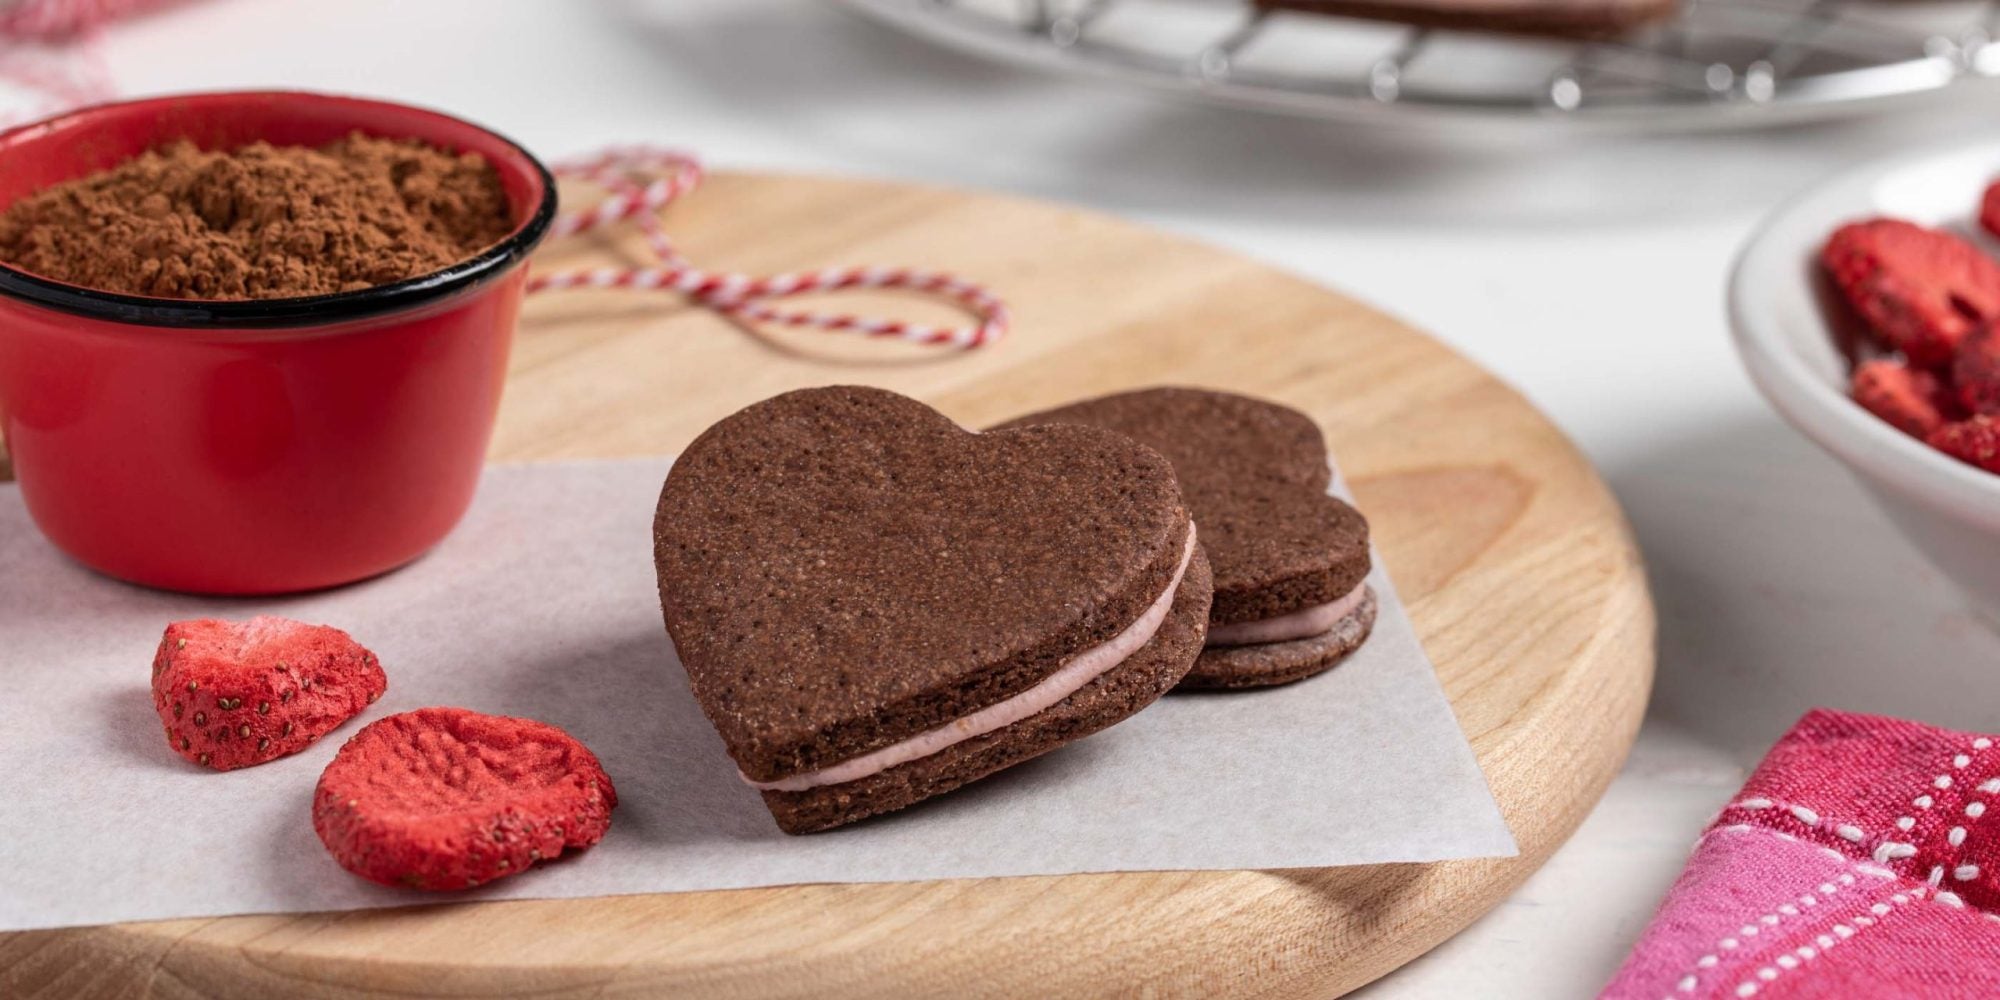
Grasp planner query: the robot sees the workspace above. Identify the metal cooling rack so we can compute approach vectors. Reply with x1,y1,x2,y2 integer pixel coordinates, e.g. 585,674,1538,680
841,0,2000,126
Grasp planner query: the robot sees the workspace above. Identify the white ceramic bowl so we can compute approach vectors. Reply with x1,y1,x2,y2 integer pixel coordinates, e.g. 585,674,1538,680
1731,140,2000,623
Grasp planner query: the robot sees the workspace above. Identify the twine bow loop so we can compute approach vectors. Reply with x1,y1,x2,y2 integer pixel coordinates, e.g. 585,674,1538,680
528,147,1009,350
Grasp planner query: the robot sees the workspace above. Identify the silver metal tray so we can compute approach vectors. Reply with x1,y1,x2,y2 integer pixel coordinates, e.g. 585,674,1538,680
842,0,2000,127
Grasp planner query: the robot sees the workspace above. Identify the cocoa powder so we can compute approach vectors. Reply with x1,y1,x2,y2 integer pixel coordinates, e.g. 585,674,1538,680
0,134,514,300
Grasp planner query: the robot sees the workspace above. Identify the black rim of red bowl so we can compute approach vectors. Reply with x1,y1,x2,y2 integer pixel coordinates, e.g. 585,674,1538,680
0,121,558,331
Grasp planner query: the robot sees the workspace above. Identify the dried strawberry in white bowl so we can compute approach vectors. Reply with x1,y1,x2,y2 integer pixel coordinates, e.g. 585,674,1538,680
1732,141,2000,624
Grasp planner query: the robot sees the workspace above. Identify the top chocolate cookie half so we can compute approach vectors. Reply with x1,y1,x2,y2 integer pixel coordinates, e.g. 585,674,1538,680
655,386,1194,784
994,387,1368,628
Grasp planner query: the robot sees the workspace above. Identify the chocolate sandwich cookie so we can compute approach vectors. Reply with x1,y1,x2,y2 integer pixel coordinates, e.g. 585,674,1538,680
1254,0,1676,40
654,386,1212,834
995,387,1374,690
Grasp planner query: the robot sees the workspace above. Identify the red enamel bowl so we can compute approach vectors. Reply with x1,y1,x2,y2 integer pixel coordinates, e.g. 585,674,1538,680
0,92,556,594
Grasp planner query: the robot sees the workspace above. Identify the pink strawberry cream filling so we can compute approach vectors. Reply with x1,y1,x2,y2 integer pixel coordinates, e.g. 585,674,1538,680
1204,581,1369,648
742,526,1199,793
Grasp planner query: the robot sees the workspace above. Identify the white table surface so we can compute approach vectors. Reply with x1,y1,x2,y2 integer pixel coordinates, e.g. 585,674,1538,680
85,0,2000,994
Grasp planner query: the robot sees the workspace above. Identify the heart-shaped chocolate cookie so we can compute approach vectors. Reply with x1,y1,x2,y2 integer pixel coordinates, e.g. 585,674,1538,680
654,386,1212,834
997,387,1374,690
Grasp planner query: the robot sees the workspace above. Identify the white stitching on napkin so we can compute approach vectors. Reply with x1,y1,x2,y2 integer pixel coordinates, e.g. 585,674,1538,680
1726,888,1925,998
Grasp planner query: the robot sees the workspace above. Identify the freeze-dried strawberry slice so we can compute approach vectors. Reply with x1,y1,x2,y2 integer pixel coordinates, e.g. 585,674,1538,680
1955,324,2000,416
1822,219,2000,369
152,617,386,771
1982,180,2000,241
1852,358,1956,439
1929,416,2000,474
312,707,617,891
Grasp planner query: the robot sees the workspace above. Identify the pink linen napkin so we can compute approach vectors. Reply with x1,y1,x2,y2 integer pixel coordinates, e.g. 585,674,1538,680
1602,709,2000,999
0,0,178,40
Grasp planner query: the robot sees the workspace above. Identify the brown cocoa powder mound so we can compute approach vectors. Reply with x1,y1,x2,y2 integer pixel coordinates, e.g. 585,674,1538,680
0,133,514,300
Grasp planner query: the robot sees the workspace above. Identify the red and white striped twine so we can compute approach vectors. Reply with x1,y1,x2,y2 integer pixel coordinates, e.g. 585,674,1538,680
528,147,1009,350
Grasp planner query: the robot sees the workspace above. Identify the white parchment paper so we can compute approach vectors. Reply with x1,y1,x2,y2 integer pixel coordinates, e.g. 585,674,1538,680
0,458,1513,932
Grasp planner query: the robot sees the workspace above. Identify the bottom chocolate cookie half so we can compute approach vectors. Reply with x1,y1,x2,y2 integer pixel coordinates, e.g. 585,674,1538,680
763,550,1215,835
1179,586,1377,691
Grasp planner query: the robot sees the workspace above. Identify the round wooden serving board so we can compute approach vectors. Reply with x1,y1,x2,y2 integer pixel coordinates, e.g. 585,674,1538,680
1,173,1654,999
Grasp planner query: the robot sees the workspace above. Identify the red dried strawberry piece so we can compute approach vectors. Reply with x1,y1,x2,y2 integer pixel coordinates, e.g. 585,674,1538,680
1929,416,2000,474
152,616,386,771
1851,358,1956,438
312,707,616,891
1822,219,2000,369
1955,325,2000,416
1982,180,2000,241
